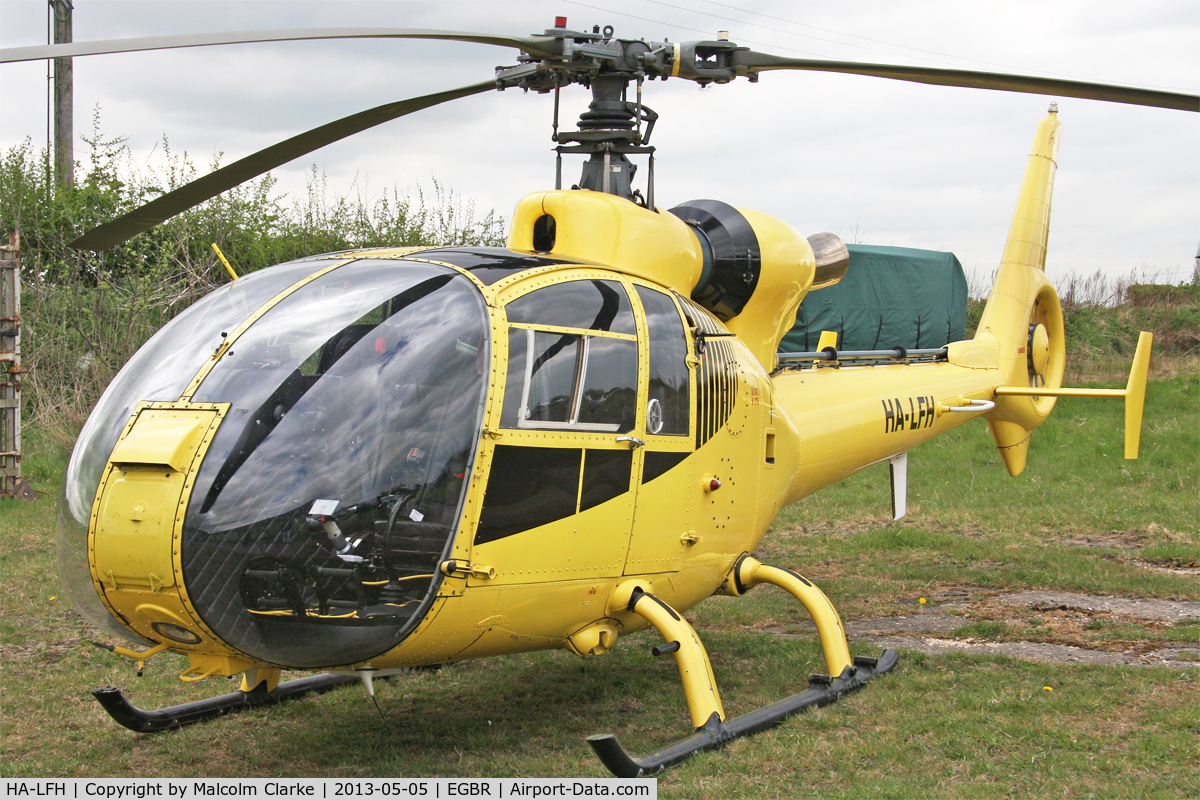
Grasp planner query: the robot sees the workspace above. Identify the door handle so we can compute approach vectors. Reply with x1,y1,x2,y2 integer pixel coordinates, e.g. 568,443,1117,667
616,435,646,448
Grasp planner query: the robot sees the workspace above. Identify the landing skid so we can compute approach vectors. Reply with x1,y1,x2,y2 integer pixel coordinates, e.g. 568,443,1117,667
587,556,899,777
91,673,358,733
588,650,899,777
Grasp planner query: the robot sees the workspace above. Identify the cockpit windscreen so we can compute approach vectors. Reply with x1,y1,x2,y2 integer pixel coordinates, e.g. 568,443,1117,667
183,260,489,667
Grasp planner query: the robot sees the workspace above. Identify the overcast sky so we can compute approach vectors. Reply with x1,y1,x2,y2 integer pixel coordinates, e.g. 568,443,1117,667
1,0,1197,284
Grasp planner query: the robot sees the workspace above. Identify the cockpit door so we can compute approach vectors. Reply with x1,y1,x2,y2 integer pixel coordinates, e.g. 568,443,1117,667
469,275,643,583
624,285,696,575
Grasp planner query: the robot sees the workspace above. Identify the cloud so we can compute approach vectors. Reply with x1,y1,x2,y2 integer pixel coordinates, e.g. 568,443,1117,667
2,0,1196,279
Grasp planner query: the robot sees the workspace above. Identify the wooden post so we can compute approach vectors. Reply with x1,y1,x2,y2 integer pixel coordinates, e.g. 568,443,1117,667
0,232,32,499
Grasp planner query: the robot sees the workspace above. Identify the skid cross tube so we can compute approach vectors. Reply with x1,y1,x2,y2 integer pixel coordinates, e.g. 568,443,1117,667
735,556,854,677
91,673,359,733
625,587,724,728
588,650,899,777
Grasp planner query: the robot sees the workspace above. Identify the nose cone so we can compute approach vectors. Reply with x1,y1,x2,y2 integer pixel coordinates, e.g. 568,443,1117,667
59,258,344,645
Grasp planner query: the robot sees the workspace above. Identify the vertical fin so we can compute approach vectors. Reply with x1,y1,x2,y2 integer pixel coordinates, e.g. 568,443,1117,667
977,107,1062,379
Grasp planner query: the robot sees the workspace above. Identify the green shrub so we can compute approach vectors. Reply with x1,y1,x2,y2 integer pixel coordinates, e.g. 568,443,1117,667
1,119,504,439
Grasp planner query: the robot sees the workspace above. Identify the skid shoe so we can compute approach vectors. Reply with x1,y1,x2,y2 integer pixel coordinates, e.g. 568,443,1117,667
589,651,898,777
588,556,899,777
91,673,359,733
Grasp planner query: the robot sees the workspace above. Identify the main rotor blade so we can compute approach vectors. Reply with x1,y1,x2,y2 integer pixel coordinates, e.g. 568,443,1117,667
70,80,496,252
733,52,1199,113
1,27,559,63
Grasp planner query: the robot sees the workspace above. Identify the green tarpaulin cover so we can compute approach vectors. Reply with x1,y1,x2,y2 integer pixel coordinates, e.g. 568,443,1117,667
780,243,968,353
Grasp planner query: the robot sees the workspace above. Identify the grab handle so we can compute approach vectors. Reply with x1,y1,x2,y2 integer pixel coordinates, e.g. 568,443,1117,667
944,398,995,413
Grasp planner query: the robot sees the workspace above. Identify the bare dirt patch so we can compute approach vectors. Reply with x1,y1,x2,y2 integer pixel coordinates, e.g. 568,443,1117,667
1055,523,1192,552
1061,532,1148,550
856,635,1153,666
0,636,85,663
999,591,1200,622
764,589,1200,668
1127,557,1200,575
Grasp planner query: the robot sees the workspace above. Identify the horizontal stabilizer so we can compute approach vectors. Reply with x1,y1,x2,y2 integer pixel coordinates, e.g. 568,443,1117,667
994,331,1153,459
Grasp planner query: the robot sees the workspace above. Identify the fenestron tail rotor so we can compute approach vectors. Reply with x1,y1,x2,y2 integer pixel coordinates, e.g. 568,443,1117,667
1027,294,1054,390
977,108,1153,475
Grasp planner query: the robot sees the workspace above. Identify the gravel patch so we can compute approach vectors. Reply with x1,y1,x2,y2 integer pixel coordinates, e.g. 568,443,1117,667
999,591,1200,621
764,614,964,637
853,635,1200,668
761,590,1200,668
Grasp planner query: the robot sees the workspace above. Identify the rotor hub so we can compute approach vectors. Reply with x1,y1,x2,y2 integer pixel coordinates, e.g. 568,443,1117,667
1028,323,1050,377
492,19,745,206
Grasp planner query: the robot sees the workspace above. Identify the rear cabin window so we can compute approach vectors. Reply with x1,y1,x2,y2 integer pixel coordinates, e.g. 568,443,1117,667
635,285,690,436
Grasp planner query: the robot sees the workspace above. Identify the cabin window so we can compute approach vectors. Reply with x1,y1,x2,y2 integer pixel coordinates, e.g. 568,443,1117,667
502,328,637,432
635,285,690,436
525,331,581,424
505,279,636,334
474,445,634,544
502,280,638,433
475,445,582,543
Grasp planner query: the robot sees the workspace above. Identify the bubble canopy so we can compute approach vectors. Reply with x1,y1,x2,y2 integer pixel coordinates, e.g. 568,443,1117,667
59,257,491,666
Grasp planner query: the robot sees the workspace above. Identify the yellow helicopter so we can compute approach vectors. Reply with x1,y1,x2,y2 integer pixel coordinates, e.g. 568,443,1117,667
6,18,1197,777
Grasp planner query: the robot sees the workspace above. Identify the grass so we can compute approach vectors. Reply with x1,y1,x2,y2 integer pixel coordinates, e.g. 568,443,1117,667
1,371,1197,794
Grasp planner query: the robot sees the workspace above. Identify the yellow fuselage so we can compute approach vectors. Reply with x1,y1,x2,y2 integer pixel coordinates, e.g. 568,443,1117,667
68,109,1066,680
